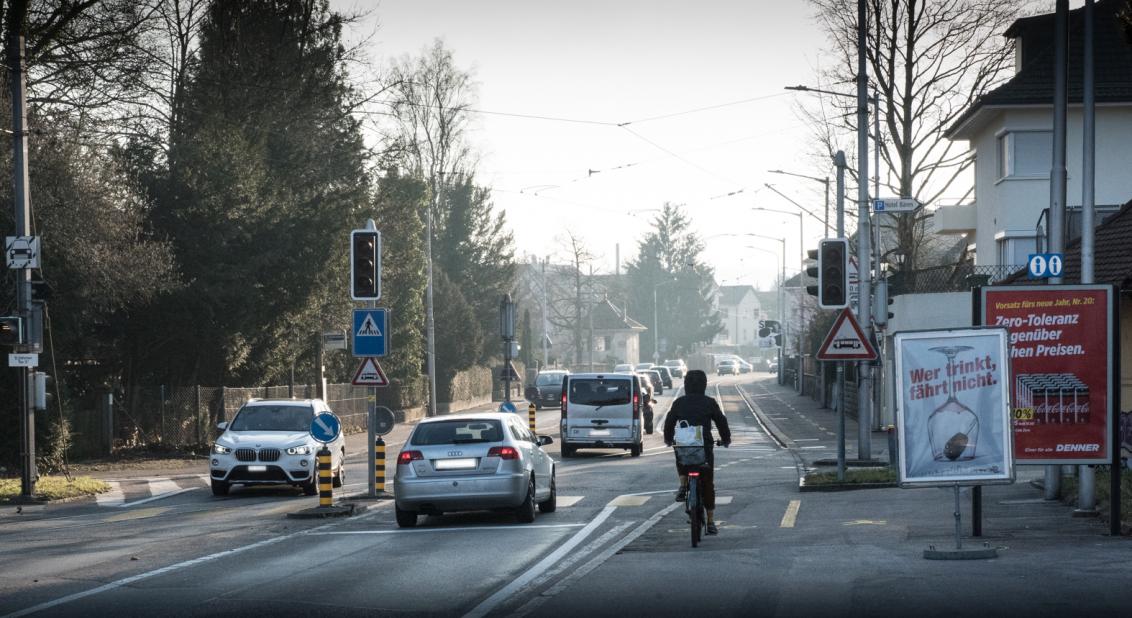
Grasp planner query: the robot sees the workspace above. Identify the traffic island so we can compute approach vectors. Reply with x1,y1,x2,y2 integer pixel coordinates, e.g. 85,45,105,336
922,543,999,560
286,502,366,519
339,491,394,502
799,467,898,492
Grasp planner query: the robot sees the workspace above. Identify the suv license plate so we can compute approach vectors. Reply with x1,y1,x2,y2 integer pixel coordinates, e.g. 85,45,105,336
247,465,267,472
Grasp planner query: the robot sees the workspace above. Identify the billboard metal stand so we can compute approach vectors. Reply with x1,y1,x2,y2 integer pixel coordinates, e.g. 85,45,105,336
923,484,997,560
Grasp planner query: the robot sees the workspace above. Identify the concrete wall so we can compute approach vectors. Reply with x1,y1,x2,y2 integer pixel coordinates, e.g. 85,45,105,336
967,106,1132,266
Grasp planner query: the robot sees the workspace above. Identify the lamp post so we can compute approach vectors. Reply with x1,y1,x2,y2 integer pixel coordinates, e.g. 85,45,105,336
751,206,805,393
768,170,831,237
742,238,787,386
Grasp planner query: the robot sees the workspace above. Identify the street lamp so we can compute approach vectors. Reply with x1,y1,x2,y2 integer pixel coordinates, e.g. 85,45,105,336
750,206,805,393
769,169,831,237
741,236,788,386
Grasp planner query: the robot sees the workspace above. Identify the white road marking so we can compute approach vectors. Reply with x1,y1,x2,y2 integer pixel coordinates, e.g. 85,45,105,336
462,505,617,618
510,521,635,613
608,495,651,507
515,501,682,616
799,446,827,450
95,482,124,507
715,496,734,505
118,487,198,508
148,479,181,496
311,523,586,535
780,499,801,528
794,438,821,442
556,496,584,507
1,508,384,618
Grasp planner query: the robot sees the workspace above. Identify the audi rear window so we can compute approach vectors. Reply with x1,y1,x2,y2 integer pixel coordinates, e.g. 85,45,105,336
411,420,504,445
568,378,632,406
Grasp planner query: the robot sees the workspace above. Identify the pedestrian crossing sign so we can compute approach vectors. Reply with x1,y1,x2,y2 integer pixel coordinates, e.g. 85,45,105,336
352,308,388,357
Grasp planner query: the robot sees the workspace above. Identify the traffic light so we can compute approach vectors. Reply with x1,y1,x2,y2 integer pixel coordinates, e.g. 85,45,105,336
818,238,849,309
805,249,819,297
350,229,381,300
0,316,22,346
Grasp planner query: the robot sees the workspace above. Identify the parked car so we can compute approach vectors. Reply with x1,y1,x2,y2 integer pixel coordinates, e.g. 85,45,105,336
560,372,644,458
635,373,657,434
210,398,346,497
653,365,674,388
643,369,664,395
394,412,556,527
662,359,687,378
613,363,634,373
525,370,569,410
737,359,753,374
716,360,740,376
768,359,779,373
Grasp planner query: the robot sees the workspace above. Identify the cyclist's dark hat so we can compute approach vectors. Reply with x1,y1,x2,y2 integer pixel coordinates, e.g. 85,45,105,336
684,369,707,395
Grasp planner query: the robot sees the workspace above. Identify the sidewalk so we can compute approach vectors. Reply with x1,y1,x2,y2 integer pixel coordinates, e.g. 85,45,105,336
746,377,1120,541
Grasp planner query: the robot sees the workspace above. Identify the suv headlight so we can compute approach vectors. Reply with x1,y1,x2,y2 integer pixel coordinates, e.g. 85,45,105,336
286,445,313,456
213,443,232,455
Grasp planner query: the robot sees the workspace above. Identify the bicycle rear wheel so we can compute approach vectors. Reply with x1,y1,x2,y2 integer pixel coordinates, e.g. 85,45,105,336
688,478,701,547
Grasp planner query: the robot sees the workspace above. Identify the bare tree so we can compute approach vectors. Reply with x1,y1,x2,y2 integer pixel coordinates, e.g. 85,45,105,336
543,231,597,366
804,0,1034,272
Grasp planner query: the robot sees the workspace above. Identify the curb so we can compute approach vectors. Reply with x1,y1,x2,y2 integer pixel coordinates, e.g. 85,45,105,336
798,479,899,492
286,502,366,519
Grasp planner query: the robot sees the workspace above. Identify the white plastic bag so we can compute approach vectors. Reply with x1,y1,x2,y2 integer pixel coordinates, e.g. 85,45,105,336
673,420,704,447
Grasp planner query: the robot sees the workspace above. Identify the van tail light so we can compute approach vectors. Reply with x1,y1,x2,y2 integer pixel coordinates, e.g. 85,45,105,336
633,392,640,419
561,391,567,419
488,446,519,460
398,450,423,465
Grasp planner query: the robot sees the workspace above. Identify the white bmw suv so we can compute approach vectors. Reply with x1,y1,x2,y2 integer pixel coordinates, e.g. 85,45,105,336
210,399,346,496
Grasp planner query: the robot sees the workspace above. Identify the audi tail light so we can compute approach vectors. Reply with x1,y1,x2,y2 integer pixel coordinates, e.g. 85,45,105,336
488,446,519,460
398,450,423,465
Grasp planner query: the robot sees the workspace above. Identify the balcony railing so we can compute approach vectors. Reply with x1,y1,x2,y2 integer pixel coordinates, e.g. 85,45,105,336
887,264,1025,296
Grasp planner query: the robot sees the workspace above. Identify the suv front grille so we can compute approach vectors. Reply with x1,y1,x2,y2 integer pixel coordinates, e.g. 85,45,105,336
235,448,257,462
258,448,281,462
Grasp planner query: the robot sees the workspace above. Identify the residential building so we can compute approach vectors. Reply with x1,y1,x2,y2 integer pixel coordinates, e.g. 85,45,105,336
940,0,1132,268
712,285,762,348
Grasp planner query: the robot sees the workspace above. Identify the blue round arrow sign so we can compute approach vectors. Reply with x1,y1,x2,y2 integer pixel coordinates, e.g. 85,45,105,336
310,412,341,444
498,401,517,414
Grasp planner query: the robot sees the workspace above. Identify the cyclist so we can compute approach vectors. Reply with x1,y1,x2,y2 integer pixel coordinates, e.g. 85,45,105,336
663,369,731,535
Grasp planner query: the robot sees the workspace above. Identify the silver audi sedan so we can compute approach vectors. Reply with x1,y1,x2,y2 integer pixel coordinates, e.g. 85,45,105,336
394,412,557,527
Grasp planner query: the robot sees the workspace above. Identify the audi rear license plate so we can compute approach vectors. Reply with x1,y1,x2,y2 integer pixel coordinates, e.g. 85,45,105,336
434,458,477,470
247,465,267,473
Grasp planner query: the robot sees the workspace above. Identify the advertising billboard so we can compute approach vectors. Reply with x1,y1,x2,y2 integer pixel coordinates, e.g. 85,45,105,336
894,328,1014,487
979,285,1114,465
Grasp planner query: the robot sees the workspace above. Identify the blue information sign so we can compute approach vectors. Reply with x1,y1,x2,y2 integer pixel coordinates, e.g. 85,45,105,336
310,412,341,444
499,401,518,414
352,308,388,357
1027,253,1064,279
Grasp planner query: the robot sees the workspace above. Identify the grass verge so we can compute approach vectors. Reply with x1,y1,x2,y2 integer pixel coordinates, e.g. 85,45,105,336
804,467,897,486
0,476,110,502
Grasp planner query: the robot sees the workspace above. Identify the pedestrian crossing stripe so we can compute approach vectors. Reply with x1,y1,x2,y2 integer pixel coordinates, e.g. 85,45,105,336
356,314,382,337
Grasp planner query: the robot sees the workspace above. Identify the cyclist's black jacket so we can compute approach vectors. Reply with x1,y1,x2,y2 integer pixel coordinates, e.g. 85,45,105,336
663,393,731,462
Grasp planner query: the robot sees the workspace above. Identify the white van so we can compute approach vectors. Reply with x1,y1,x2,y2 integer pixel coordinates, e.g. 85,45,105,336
559,373,643,458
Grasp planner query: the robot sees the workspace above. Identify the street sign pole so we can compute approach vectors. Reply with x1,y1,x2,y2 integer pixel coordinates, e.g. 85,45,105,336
369,297,377,499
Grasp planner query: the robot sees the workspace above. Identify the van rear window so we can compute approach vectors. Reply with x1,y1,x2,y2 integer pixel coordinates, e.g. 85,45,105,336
568,378,632,406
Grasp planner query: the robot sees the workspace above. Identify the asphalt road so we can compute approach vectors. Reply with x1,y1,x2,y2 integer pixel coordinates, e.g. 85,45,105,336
3,371,1129,617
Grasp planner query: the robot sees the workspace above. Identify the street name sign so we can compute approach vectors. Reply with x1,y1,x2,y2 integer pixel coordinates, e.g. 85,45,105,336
873,197,922,213
352,308,388,357
816,307,877,361
309,412,341,444
352,357,390,387
8,353,37,368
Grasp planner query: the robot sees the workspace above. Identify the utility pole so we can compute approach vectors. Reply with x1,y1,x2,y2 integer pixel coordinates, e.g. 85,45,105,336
8,0,36,499
541,257,549,368
1045,0,1069,501
1077,0,1098,516
834,150,849,481
855,0,874,461
425,183,439,417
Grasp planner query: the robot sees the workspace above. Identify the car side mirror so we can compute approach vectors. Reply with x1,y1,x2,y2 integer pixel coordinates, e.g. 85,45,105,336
216,421,228,431
538,435,554,446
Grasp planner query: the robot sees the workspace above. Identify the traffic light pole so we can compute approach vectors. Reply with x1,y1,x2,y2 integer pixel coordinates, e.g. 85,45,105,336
8,11,36,499
855,0,874,461
834,151,848,481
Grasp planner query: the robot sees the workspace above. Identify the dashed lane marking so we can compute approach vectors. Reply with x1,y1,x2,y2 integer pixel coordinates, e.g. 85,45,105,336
794,438,820,442
843,520,887,526
608,495,651,507
780,499,801,528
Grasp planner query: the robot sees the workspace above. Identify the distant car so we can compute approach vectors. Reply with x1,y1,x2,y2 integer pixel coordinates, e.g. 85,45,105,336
653,365,674,388
525,370,569,409
643,369,664,395
750,357,770,372
768,359,779,373
662,359,687,378
613,363,634,373
716,360,740,376
210,399,346,497
737,359,753,374
394,412,556,527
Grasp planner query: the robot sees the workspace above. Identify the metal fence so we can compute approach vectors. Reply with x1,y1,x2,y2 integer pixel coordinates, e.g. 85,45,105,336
888,264,1024,296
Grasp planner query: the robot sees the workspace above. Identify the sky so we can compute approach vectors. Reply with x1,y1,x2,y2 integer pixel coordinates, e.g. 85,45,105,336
328,0,895,290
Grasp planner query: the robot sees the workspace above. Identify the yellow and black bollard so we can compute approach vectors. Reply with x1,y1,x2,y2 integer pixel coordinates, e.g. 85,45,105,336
317,447,333,508
375,436,387,494
528,402,537,432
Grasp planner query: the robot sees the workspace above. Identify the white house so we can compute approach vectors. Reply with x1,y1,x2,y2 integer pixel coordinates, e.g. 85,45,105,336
940,0,1132,268
713,285,762,348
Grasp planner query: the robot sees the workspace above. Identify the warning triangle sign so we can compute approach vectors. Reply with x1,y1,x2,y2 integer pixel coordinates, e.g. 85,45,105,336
356,314,382,337
352,357,390,387
816,308,878,361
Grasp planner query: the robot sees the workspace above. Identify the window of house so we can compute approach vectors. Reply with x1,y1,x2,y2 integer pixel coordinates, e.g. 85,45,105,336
995,231,1037,267
997,130,1051,179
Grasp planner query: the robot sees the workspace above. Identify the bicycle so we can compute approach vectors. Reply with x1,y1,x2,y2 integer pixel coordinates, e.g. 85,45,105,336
675,439,725,548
